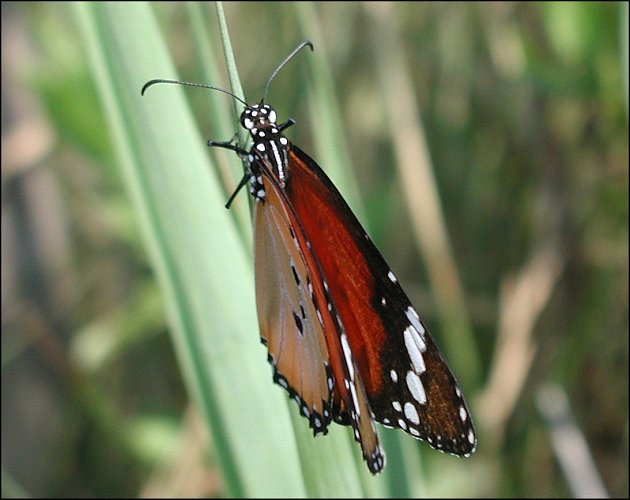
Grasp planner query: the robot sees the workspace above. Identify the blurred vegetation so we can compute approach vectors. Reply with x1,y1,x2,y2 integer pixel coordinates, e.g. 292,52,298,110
2,1,627,497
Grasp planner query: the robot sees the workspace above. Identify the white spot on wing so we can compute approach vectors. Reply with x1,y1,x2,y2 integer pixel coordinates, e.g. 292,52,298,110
404,326,426,374
349,379,360,417
387,271,397,283
390,369,398,383
392,401,402,412
459,406,467,422
404,402,420,425
405,306,426,336
468,429,475,445
340,333,355,381
406,370,427,405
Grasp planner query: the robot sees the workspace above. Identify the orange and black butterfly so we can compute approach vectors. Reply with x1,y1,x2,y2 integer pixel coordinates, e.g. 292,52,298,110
142,41,476,474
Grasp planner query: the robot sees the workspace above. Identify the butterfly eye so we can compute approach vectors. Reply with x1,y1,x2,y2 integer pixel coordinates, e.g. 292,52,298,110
242,113,254,130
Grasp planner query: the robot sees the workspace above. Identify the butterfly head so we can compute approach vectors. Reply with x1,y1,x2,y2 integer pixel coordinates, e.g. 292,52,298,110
241,103,279,137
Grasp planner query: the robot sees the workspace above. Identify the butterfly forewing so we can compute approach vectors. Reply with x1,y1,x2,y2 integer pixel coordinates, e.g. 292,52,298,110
369,301,477,455
284,145,477,457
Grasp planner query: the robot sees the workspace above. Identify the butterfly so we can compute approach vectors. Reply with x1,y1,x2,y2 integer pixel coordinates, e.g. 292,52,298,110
142,40,476,474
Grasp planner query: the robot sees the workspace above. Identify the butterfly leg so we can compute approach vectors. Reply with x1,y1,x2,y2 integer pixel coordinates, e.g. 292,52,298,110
207,133,249,157
208,134,254,209
276,118,295,133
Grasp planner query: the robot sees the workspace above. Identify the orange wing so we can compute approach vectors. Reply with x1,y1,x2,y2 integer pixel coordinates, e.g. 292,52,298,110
284,144,477,457
254,170,333,435
255,158,386,473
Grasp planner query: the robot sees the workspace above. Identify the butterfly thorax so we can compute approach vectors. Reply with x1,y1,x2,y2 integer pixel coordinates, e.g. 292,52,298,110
241,103,291,200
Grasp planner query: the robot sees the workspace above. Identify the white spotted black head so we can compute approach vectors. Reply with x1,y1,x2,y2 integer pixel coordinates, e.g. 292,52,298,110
240,103,279,137
142,41,313,209
241,102,292,187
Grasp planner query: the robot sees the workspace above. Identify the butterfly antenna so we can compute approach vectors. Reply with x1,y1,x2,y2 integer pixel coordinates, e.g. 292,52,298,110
141,79,248,106
262,40,313,102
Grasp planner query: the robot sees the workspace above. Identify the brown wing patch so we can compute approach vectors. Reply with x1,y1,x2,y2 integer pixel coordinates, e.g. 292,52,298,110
257,157,386,473
370,306,476,456
285,145,476,457
254,180,333,435
337,331,386,473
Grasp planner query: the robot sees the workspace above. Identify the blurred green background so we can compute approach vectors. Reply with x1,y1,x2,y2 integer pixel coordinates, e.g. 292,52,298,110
2,1,627,497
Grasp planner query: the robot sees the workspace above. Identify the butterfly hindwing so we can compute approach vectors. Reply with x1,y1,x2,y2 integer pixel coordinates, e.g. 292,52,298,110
254,152,386,473
254,169,334,436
